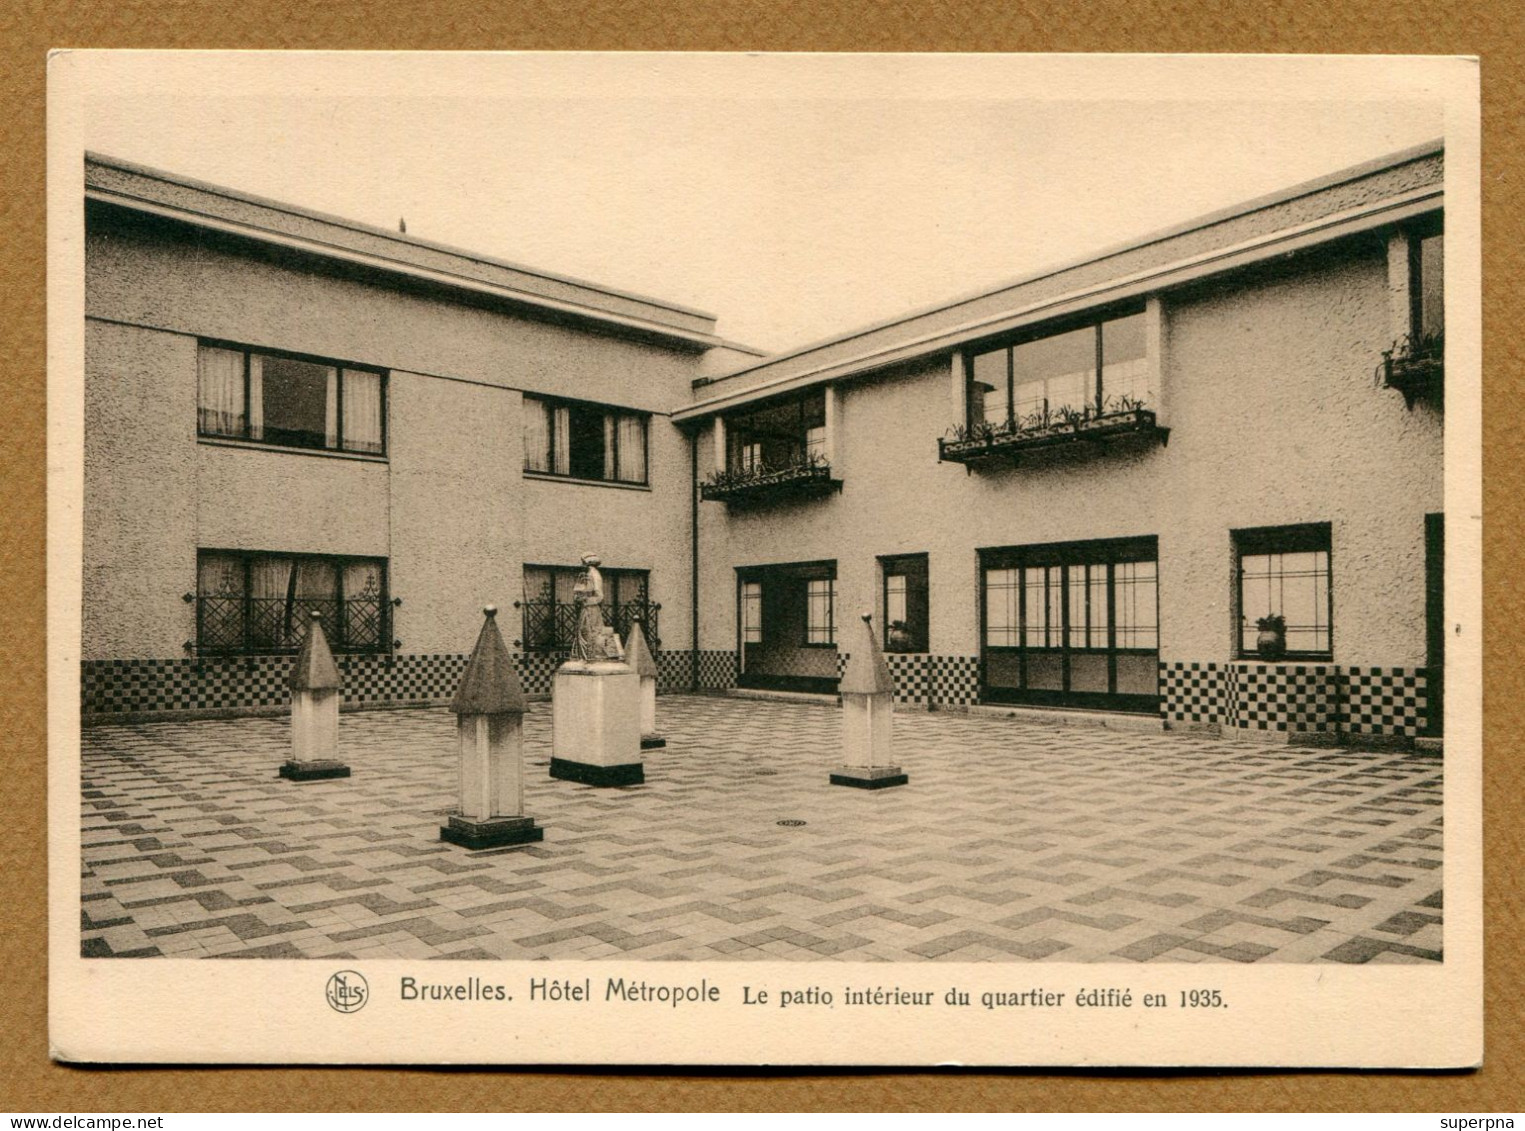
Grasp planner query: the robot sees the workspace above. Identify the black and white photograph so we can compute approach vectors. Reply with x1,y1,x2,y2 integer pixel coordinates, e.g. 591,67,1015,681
47,52,1481,1066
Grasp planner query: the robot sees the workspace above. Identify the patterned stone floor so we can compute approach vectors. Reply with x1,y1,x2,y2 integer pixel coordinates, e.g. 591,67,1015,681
79,695,1443,964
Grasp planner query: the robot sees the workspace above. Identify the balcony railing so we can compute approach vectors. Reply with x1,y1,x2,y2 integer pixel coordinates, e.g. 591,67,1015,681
517,599,660,654
699,455,842,506
939,398,1169,468
1379,332,1443,409
197,595,389,655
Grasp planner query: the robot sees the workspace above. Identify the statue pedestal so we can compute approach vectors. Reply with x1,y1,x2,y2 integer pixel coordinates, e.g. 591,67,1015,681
440,813,544,850
829,764,908,790
279,759,351,782
550,662,645,786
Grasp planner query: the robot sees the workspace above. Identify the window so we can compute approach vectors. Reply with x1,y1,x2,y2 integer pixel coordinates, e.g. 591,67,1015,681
521,564,654,651
523,396,648,485
967,308,1149,430
1235,524,1332,658
804,577,835,646
741,580,763,644
980,537,1159,711
198,343,385,455
725,389,828,472
196,551,388,654
1409,221,1444,342
881,553,929,652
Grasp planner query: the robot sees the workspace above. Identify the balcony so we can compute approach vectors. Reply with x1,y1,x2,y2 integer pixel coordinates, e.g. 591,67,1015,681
700,455,842,507
1379,332,1443,409
939,398,1170,468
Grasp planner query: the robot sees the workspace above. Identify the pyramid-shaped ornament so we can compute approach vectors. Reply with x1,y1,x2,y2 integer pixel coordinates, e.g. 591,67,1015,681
831,613,907,790
280,611,350,782
626,619,665,749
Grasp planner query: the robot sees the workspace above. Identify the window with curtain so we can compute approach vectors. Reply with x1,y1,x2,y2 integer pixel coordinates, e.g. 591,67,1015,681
197,343,386,456
196,550,388,654
521,395,648,485
520,564,654,652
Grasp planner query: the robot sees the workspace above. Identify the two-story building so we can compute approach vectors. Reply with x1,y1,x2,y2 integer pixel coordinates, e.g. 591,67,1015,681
678,140,1445,741
80,140,1446,744
81,153,760,720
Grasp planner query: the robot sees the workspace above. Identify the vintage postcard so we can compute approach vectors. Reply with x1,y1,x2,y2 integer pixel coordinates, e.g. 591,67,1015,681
47,52,1482,1066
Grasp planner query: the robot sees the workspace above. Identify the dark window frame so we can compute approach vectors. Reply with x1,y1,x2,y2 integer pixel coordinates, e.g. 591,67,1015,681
880,552,930,652
1233,522,1334,661
977,536,1160,712
197,339,388,457
801,575,836,648
522,394,651,486
519,563,655,652
195,549,390,656
723,388,828,474
964,302,1148,432
1407,215,1444,342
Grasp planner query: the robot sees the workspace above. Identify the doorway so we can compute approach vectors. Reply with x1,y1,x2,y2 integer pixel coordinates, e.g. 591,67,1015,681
736,561,839,693
979,536,1160,713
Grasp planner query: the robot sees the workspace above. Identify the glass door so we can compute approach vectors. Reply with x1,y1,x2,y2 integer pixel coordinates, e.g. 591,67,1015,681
979,536,1159,712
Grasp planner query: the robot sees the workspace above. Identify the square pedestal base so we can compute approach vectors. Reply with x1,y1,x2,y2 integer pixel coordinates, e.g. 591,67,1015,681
640,734,667,750
278,760,351,782
550,757,645,787
439,814,544,850
830,765,908,790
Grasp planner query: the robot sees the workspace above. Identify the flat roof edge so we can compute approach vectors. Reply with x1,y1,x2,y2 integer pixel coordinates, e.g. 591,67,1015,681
84,151,721,329
702,139,1445,387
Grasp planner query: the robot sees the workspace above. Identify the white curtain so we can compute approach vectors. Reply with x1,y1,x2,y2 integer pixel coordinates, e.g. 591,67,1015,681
617,414,646,482
603,413,618,480
247,354,265,440
325,368,340,449
523,397,550,472
197,554,242,597
342,369,383,453
250,557,290,600
551,405,570,475
197,346,244,436
342,561,383,650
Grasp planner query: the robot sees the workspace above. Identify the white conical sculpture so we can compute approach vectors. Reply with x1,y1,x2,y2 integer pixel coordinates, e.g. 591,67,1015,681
626,619,665,750
280,611,351,782
440,606,544,849
830,612,908,789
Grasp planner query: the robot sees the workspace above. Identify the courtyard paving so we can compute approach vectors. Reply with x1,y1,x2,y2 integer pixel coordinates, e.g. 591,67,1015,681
79,695,1443,964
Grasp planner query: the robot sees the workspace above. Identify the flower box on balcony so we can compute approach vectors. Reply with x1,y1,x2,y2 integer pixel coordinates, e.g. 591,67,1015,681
1380,333,1443,409
700,459,843,506
939,404,1170,468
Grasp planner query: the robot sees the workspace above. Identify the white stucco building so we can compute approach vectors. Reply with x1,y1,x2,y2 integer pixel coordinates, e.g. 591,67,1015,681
81,140,1446,743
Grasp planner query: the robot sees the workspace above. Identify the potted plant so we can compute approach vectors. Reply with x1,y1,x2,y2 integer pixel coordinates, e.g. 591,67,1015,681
1254,613,1286,660
887,620,913,652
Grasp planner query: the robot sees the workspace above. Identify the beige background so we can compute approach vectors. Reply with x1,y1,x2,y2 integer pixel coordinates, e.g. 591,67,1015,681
7,9,1521,1113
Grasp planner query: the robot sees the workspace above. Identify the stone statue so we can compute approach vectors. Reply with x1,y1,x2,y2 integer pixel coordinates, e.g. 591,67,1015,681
569,553,624,663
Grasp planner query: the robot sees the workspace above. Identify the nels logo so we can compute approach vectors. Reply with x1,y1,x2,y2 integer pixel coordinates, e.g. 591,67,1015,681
326,970,369,1014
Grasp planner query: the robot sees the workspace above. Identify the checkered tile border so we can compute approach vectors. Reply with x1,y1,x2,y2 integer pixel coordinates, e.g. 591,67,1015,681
1230,664,1342,733
655,650,738,694
1159,660,1428,736
1159,661,1230,724
885,653,981,707
82,649,742,720
80,654,471,718
1346,666,1428,737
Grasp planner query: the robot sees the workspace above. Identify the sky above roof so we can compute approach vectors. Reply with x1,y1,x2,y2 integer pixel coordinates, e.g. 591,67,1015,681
70,53,1452,354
